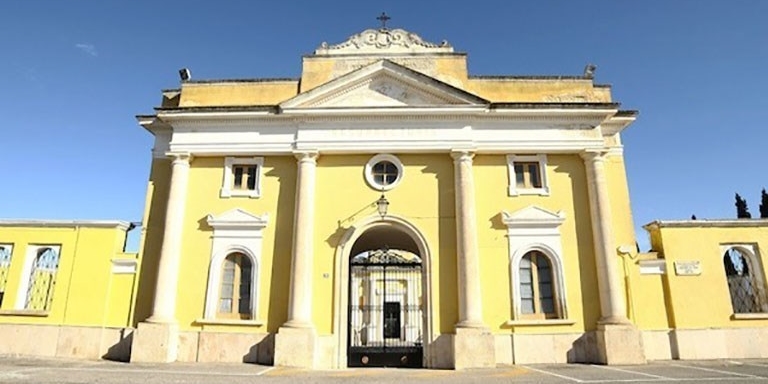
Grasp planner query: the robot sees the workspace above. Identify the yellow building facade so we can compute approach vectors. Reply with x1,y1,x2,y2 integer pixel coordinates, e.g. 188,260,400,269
130,27,644,368
3,26,768,368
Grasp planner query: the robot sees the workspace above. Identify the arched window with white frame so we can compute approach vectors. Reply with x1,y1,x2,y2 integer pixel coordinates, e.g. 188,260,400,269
218,252,254,319
723,245,768,314
513,248,565,320
519,250,559,319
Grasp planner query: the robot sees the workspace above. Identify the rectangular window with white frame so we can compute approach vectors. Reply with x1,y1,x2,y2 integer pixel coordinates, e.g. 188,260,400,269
507,154,549,196
0,244,13,308
220,157,264,198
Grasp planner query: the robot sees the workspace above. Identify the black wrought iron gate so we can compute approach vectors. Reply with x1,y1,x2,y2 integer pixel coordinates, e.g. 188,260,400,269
348,249,423,368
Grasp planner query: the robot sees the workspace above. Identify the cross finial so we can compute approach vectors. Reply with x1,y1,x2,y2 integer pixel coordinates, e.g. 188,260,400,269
376,12,391,29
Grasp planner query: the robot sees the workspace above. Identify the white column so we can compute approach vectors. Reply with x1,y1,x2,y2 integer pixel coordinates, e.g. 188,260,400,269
581,151,628,324
284,151,318,328
451,150,485,328
147,153,191,323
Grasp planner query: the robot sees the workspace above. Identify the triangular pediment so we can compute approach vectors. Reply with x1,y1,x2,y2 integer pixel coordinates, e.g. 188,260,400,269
502,206,565,228
206,208,268,229
281,60,487,109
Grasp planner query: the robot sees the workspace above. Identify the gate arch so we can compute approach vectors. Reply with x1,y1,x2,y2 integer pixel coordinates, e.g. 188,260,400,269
332,214,433,368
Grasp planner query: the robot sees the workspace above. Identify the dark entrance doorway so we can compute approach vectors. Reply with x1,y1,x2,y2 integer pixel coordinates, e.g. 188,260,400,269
347,247,423,368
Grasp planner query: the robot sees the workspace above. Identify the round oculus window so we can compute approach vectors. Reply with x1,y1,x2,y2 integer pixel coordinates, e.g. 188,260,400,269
364,154,403,191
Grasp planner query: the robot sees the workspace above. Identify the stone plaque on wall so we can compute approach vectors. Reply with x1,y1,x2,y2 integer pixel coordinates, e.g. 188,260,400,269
674,261,702,276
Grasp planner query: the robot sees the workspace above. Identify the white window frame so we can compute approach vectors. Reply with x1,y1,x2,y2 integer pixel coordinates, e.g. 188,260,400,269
507,154,549,196
203,209,268,321
16,244,61,311
502,206,567,321
364,154,404,191
220,157,264,198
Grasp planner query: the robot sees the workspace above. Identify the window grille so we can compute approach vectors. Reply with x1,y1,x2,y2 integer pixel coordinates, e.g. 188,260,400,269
0,245,12,306
724,247,767,314
25,247,60,311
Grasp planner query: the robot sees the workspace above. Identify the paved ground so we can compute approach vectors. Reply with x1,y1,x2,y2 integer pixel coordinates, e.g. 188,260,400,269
2,357,768,383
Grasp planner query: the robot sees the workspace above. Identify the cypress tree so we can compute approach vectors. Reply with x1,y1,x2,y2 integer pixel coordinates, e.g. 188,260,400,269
760,188,768,218
735,193,752,219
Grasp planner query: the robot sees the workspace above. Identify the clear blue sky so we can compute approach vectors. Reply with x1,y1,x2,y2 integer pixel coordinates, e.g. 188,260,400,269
1,1,766,251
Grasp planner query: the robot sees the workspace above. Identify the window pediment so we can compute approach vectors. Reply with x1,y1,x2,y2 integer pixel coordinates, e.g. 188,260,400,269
206,209,268,232
502,206,565,229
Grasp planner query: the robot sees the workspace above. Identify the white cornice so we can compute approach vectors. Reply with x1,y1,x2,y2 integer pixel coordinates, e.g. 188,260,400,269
149,105,627,157
0,219,133,231
155,110,614,127
169,140,606,156
600,115,636,136
157,110,275,122
644,219,768,230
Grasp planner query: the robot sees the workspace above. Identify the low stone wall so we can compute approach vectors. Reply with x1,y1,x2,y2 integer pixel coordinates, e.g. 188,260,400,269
177,331,273,364
0,324,133,361
7,324,768,366
641,330,674,360
672,327,768,359
495,332,598,364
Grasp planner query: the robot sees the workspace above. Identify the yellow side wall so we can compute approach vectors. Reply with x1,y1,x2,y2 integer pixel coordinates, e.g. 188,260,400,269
651,226,768,329
466,79,612,103
178,81,299,107
169,54,613,107
299,56,471,93
0,226,135,328
133,158,171,324
174,66,611,106
604,153,638,322
628,256,671,330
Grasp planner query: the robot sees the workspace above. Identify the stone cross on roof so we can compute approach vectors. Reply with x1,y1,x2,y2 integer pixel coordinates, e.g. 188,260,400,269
376,12,391,29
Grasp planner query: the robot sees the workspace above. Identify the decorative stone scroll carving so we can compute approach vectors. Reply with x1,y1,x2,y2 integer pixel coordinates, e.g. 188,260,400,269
315,28,453,55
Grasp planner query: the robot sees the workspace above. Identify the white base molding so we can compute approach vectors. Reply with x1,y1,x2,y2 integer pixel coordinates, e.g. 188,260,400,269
672,327,768,359
130,322,179,363
596,323,646,365
11,323,768,367
499,331,598,364
0,323,133,361
273,326,317,368
641,330,674,361
453,327,496,369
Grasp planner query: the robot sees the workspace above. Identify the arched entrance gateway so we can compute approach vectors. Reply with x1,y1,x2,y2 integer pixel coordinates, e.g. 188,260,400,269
334,215,432,368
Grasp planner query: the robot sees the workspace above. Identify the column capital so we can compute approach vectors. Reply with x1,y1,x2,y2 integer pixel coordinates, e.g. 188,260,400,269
165,152,192,164
450,149,475,162
580,150,607,163
293,150,319,163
